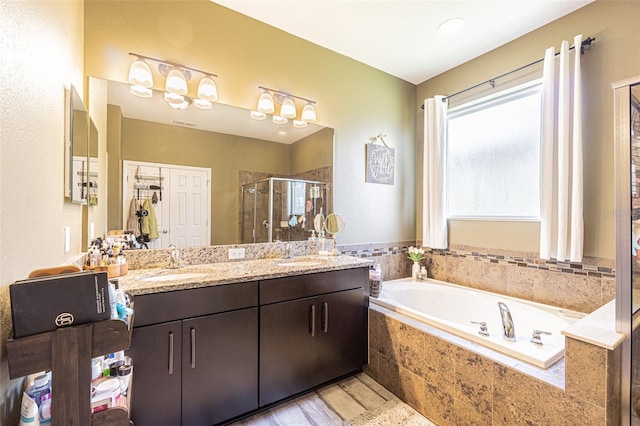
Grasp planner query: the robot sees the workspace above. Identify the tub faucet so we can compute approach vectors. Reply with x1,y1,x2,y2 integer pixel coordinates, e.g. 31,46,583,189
498,302,516,342
168,244,181,269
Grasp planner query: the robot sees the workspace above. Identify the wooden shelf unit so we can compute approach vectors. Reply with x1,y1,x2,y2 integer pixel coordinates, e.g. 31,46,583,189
6,319,133,425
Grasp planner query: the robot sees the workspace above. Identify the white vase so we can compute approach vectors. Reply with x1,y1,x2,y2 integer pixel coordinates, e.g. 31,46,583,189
412,262,420,280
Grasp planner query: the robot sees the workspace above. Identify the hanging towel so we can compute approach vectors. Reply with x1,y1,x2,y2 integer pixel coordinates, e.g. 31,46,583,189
126,197,141,237
141,198,159,240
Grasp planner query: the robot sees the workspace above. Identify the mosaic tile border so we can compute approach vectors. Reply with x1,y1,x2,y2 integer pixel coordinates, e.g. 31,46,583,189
339,241,616,279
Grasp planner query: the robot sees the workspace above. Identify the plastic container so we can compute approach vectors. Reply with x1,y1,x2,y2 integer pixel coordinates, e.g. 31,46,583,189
369,264,382,298
26,375,50,407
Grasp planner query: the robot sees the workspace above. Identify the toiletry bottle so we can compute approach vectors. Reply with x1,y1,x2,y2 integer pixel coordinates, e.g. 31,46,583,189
420,266,427,280
26,375,50,408
369,264,382,298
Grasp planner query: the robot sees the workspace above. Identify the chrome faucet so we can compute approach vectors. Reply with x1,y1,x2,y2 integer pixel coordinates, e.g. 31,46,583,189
280,242,293,259
168,244,181,269
497,302,516,341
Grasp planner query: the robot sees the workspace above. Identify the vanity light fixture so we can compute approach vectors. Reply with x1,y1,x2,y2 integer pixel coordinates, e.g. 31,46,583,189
251,86,318,125
127,53,218,110
128,58,153,98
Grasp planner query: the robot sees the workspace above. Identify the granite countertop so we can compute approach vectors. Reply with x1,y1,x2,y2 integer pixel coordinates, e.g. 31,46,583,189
117,255,373,296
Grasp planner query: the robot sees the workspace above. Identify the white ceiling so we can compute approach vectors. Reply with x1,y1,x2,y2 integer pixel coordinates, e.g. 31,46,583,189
212,0,593,85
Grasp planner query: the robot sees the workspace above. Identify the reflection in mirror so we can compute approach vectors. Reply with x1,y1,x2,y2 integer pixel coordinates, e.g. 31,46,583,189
314,213,325,234
631,82,640,314
87,119,99,206
98,79,334,247
324,213,345,255
66,86,89,204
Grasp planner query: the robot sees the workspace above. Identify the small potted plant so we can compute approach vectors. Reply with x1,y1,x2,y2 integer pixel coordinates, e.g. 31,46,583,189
407,246,425,280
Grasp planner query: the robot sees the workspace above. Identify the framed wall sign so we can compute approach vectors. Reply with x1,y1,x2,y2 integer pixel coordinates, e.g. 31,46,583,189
365,135,395,185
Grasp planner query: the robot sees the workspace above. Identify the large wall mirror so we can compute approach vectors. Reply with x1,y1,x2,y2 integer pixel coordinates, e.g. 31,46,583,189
90,78,334,248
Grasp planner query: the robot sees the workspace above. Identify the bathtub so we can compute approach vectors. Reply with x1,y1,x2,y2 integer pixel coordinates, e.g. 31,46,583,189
370,278,584,369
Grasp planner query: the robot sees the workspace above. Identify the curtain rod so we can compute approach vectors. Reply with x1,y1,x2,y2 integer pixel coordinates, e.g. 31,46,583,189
420,36,595,109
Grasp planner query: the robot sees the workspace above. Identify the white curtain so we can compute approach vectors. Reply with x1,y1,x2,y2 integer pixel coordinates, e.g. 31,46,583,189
422,96,448,249
540,34,584,262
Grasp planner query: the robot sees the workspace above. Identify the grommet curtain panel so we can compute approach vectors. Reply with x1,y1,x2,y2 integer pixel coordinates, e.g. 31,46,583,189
422,96,449,249
540,34,584,262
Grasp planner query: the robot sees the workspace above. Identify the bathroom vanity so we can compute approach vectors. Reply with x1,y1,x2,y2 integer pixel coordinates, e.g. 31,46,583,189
118,256,370,426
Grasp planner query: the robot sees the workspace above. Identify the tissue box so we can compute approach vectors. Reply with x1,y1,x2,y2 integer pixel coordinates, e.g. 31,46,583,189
10,271,111,338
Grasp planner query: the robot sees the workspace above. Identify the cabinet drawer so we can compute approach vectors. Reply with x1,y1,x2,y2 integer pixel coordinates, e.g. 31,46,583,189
260,268,368,305
133,281,258,327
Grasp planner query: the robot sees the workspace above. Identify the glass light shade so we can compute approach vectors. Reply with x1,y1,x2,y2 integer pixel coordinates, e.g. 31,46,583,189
280,98,297,118
164,92,189,109
130,85,152,98
292,120,307,128
257,91,275,114
301,103,317,123
197,77,218,102
438,18,465,35
128,59,153,88
193,98,212,110
272,115,288,125
166,69,188,95
250,110,267,120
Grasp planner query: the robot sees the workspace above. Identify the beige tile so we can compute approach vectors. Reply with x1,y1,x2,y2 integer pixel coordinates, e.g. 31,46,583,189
563,275,603,313
492,364,541,425
368,308,381,358
395,322,427,377
423,380,455,426
607,344,622,408
539,383,605,426
423,332,456,395
565,338,607,407
601,277,616,305
377,354,403,399
397,365,428,416
453,399,492,426
454,347,493,416
429,253,448,281
365,348,379,381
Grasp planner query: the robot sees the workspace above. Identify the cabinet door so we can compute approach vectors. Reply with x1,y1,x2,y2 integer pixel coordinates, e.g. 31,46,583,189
316,288,367,385
259,297,318,406
182,308,258,426
127,321,182,426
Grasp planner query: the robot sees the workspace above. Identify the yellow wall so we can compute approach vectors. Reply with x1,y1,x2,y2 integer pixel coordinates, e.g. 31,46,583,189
84,0,417,245
1,1,85,424
417,1,640,260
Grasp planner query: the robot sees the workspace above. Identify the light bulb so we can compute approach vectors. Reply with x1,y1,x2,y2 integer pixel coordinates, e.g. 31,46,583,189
301,103,317,123
280,97,297,118
165,69,188,95
257,91,275,114
128,59,153,88
197,77,218,102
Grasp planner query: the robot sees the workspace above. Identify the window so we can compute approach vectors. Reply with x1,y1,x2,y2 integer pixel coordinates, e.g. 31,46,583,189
446,82,542,219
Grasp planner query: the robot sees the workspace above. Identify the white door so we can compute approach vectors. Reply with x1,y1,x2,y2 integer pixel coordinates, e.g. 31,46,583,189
169,167,210,248
123,161,210,248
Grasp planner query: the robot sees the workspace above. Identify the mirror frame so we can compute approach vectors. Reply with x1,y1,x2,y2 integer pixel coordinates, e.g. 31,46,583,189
65,85,89,204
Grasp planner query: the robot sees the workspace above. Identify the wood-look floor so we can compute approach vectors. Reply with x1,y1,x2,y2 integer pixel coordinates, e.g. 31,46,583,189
229,373,436,426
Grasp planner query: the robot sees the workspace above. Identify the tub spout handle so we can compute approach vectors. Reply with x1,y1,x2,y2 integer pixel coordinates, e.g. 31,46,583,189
530,330,551,345
471,321,490,337
498,302,516,342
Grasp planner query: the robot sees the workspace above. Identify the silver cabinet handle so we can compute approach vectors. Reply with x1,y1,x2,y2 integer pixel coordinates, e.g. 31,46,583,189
168,332,174,375
190,327,196,368
309,305,316,337
322,302,329,333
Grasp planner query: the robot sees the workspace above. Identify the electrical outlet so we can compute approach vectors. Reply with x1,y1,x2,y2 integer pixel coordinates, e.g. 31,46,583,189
228,248,245,260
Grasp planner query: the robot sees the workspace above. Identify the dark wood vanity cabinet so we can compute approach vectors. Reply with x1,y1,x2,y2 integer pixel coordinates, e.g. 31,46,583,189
259,268,368,406
126,282,259,426
126,267,368,424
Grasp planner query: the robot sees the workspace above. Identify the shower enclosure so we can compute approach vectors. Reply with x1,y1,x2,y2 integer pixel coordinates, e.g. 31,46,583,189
241,178,330,243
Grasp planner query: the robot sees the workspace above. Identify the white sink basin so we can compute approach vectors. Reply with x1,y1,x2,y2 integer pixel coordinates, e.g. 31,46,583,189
141,272,209,282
